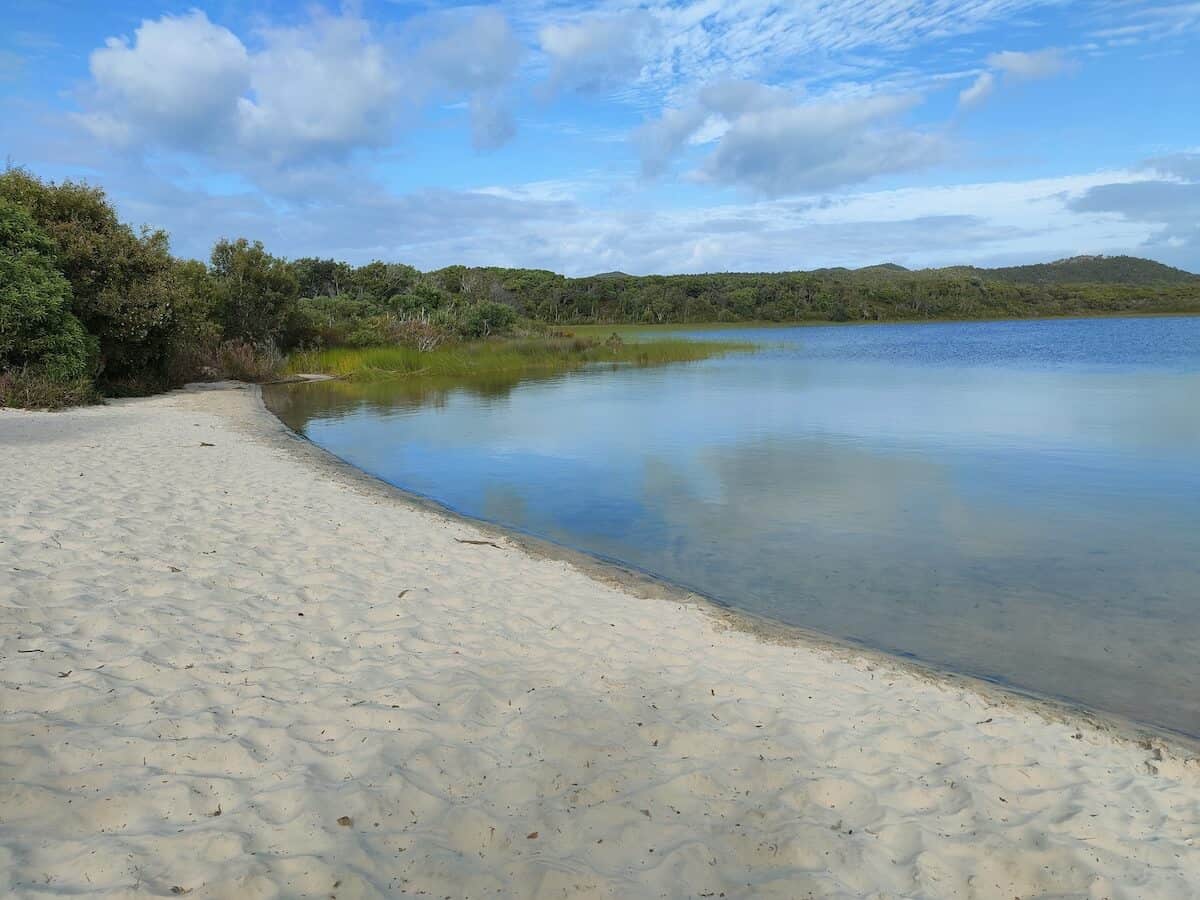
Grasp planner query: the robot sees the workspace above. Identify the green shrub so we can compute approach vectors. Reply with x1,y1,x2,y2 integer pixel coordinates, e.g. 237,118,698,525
460,301,518,338
164,258,222,384
0,168,178,385
210,238,299,345
0,199,97,383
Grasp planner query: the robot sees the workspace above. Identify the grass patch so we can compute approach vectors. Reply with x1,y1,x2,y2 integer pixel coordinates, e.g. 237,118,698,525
284,335,753,381
0,370,100,410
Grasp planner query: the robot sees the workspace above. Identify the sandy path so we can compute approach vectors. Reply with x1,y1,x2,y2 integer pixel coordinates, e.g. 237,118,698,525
1,384,1197,899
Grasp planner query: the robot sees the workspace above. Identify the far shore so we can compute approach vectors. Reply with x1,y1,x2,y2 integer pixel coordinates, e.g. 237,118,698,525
2,383,1198,898
571,308,1200,335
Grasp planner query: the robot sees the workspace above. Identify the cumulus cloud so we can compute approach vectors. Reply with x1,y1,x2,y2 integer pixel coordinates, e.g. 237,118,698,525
637,82,941,195
1067,155,1200,268
698,95,942,195
634,80,792,178
76,7,522,167
79,11,249,148
238,12,400,163
1145,152,1200,181
409,8,522,150
634,106,711,176
539,11,657,93
416,9,522,95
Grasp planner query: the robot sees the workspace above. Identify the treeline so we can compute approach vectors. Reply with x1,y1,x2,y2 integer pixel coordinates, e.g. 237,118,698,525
3,168,1199,407
458,267,1200,325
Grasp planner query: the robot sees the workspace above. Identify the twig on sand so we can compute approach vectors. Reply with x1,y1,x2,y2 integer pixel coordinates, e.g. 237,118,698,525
455,538,502,549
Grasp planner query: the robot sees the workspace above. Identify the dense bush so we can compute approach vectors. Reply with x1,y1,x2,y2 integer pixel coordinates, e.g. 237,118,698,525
0,168,180,386
211,238,299,344
0,199,96,382
460,300,518,338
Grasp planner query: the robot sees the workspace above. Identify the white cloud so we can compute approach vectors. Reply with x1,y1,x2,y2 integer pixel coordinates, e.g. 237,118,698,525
238,12,399,163
80,11,249,148
634,105,711,176
957,46,1071,110
539,11,657,93
637,83,941,194
958,71,995,109
76,8,523,167
697,94,943,195
1068,154,1200,268
514,0,1066,108
412,9,522,149
416,9,522,95
987,47,1071,79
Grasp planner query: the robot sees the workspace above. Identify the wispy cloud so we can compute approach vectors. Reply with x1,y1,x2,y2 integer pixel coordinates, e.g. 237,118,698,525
954,46,1073,110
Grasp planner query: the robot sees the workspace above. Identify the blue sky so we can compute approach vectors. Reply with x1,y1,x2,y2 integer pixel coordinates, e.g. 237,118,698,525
1,0,1197,274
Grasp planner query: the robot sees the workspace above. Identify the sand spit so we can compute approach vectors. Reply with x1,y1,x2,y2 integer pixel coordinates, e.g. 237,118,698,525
1,384,1198,899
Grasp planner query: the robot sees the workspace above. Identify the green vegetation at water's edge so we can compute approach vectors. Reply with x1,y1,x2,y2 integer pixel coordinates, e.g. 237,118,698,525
2,166,1199,408
285,336,753,381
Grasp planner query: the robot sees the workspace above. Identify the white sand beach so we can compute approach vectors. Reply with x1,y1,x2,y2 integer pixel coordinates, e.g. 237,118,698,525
2,383,1198,899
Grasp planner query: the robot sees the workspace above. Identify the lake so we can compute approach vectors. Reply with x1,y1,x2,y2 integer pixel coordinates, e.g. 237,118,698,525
265,316,1200,738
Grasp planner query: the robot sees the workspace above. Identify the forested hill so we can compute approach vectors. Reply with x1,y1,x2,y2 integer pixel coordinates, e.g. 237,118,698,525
936,255,1200,286
435,255,1200,325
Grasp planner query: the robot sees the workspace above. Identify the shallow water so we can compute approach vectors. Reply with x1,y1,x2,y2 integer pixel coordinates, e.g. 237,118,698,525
266,317,1200,737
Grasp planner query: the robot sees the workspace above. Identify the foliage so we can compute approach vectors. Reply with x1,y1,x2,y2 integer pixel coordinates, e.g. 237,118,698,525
942,255,1199,286
210,238,299,344
0,199,96,382
163,258,222,384
0,168,181,385
460,300,518,338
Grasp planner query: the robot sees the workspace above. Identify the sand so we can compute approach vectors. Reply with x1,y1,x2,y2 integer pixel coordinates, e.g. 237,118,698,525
1,383,1198,899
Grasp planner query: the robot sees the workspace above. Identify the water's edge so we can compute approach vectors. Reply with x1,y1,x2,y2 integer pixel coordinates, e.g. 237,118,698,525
254,382,1199,754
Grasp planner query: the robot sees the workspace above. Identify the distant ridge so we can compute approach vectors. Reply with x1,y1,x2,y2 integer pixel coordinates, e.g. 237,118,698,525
581,256,1197,285
934,255,1199,286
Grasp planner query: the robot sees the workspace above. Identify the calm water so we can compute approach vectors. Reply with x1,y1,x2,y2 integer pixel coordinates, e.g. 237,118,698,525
266,317,1200,737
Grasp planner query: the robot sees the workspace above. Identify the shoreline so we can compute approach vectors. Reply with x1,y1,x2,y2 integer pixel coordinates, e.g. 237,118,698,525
3,383,1199,897
261,383,1199,754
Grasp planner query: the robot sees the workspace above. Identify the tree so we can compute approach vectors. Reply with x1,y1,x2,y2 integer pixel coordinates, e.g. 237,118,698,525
291,257,353,299
0,199,95,380
351,261,419,302
210,238,299,344
0,168,177,384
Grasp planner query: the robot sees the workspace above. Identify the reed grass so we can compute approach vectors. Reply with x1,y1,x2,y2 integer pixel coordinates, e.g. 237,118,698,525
284,336,753,381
